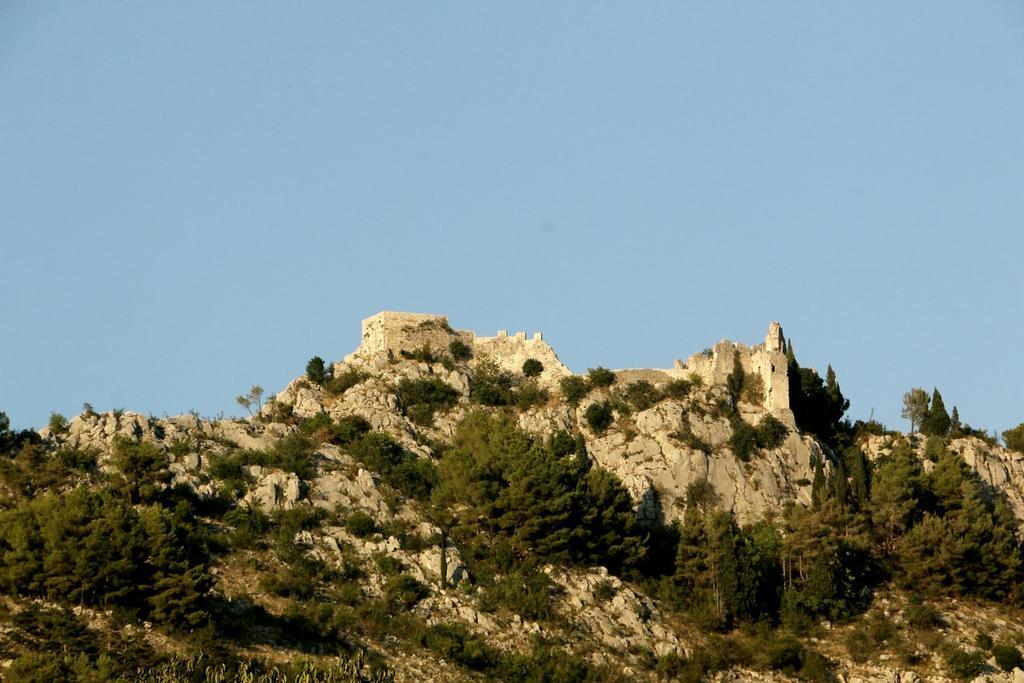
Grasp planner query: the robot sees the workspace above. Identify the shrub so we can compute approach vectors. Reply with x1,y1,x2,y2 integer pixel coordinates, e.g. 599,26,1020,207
469,358,517,406
330,415,372,445
305,356,329,385
400,344,440,363
586,367,616,388
729,418,757,462
942,646,986,680
522,358,544,377
845,628,874,663
482,566,561,621
324,369,365,395
625,380,661,411
993,643,1024,672
663,378,693,400
421,623,498,672
975,631,994,651
397,377,460,426
512,381,549,410
345,511,378,538
384,574,429,611
559,376,589,406
47,412,69,436
584,402,614,435
903,596,945,629
755,414,789,449
348,432,437,501
449,339,473,361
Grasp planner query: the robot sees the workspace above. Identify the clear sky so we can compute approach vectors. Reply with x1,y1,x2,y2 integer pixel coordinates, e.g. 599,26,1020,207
1,2,1022,436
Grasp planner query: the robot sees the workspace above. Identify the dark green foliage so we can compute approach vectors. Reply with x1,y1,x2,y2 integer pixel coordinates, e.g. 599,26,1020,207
729,418,757,462
332,415,372,444
586,366,616,388
468,358,517,406
348,432,437,501
921,388,951,436
324,368,366,395
844,446,871,510
0,489,210,628
345,511,379,538
755,415,789,449
672,510,782,629
521,358,543,377
400,344,440,363
449,339,472,361
421,622,499,672
942,645,986,680
110,436,173,503
383,574,429,611
625,380,661,411
559,376,590,406
786,348,849,446
993,643,1024,672
480,563,562,621
726,354,745,410
729,415,789,461
1004,423,1024,453
663,378,694,400
0,441,98,497
0,411,43,455
513,381,549,410
223,505,272,548
901,595,945,629
436,412,646,574
306,356,330,385
396,377,460,426
47,412,69,435
584,401,614,434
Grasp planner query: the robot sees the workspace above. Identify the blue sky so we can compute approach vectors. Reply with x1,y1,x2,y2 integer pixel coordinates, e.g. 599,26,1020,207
1,2,1022,435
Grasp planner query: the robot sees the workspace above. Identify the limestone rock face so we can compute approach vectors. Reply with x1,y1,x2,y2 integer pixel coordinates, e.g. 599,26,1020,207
244,467,302,511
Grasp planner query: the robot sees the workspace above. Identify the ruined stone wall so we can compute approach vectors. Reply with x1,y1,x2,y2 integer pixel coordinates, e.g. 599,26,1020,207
471,330,572,384
359,311,471,359
674,322,794,426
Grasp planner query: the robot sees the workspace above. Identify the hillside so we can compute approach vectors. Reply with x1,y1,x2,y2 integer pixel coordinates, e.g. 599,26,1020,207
3,311,1024,682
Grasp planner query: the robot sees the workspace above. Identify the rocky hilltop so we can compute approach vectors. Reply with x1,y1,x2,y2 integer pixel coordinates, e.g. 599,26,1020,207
9,311,1024,682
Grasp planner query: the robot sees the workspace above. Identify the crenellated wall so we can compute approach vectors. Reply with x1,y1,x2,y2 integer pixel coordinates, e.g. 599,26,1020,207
355,312,794,423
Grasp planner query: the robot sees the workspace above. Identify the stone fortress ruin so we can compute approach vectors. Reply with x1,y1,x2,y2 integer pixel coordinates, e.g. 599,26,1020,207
351,311,794,424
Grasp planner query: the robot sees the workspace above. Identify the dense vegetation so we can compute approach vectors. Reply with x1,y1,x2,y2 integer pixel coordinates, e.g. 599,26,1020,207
2,337,1024,682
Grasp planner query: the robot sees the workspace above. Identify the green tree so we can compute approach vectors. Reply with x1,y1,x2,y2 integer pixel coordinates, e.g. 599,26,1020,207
521,358,543,377
235,385,265,416
726,355,745,411
586,367,616,388
869,440,922,550
305,356,329,385
583,402,614,434
449,339,472,361
950,406,962,437
559,376,589,406
921,388,951,436
1003,423,1024,453
901,388,929,434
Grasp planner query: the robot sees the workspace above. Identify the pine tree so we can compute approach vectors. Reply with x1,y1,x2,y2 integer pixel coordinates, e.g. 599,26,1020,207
901,388,930,434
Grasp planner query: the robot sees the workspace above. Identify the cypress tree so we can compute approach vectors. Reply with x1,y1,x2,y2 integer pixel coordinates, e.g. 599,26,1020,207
950,406,962,437
921,388,951,436
811,460,827,510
